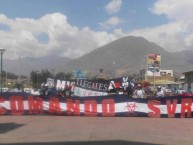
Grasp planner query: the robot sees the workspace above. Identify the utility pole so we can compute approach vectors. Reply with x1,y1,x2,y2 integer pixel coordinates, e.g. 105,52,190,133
0,48,5,93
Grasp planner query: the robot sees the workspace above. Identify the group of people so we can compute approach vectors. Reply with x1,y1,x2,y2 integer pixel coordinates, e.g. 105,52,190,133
113,82,168,98
40,81,189,98
127,83,191,98
131,84,165,98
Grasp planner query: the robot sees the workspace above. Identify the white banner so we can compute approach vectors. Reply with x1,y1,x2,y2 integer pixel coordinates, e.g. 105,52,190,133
74,87,108,97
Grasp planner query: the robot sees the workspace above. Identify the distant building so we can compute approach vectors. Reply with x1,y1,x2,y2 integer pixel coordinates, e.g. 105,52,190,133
183,71,193,92
135,69,181,90
97,68,107,80
136,69,173,81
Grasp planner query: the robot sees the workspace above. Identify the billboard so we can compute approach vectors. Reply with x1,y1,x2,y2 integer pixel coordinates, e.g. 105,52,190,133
146,54,161,76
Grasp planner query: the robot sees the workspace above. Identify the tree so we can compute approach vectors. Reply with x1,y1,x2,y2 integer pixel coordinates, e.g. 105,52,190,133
2,71,18,79
55,72,73,80
30,69,54,89
30,71,39,89
41,69,53,83
55,72,65,80
64,72,73,80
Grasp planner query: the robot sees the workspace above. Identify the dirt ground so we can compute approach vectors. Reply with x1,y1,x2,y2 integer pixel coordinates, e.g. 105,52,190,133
0,116,193,145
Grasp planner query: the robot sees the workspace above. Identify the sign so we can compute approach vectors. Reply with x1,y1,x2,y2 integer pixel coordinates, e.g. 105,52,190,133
56,80,75,91
147,54,161,76
74,87,108,97
76,79,109,92
74,77,131,96
46,78,55,88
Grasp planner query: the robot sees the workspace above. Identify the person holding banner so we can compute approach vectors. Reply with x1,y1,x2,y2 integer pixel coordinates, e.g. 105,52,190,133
65,84,72,97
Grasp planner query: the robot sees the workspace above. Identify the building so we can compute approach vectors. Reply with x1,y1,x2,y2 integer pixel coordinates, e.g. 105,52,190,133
183,71,193,92
135,69,180,90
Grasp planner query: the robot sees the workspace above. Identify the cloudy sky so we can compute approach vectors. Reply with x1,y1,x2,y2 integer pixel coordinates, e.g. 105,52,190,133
0,0,193,59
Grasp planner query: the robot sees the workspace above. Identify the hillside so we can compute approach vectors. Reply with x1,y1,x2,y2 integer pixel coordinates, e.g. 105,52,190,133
65,36,193,76
4,55,71,75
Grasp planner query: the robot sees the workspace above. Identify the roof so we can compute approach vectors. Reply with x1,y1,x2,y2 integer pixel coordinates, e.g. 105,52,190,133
183,70,193,74
154,80,181,85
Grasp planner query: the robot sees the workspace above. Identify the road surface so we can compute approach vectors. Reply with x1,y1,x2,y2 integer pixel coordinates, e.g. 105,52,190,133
0,116,193,145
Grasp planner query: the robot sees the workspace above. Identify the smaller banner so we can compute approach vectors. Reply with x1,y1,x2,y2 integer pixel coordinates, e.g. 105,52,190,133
74,87,108,97
74,77,132,97
46,78,55,88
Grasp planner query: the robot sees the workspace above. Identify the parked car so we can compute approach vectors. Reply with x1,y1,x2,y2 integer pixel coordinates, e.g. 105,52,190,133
1,87,9,92
8,88,22,92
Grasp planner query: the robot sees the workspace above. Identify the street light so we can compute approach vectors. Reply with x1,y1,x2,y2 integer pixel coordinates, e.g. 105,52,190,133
112,61,118,78
0,48,5,93
13,53,21,84
36,71,40,89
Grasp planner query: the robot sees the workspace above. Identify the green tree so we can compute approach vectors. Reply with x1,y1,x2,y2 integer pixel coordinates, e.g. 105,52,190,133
55,72,65,80
41,69,53,83
64,72,73,80
30,69,53,89
55,72,73,80
30,71,40,89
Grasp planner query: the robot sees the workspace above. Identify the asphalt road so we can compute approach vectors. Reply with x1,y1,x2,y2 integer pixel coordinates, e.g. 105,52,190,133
0,116,193,145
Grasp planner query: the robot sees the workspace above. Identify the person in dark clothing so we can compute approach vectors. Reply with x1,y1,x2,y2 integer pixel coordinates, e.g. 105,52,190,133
124,81,134,97
127,85,133,97
65,84,72,97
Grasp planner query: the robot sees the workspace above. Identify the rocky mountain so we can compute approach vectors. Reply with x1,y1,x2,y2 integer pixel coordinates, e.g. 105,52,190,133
65,36,193,76
3,36,193,76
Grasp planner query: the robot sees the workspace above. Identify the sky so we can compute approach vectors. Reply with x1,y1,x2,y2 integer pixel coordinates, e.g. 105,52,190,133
0,0,193,60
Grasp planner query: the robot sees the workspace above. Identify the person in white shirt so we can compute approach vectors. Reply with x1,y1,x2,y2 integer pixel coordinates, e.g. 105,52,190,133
156,86,165,97
133,84,145,98
176,88,185,95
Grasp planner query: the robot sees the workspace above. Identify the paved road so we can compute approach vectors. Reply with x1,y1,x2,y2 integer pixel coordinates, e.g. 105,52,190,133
0,116,193,145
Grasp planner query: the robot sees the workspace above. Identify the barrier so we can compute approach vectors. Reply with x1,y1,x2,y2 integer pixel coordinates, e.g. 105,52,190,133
0,92,192,118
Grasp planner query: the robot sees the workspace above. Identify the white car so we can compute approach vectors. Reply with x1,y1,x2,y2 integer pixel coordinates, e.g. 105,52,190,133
176,89,186,94
9,88,22,92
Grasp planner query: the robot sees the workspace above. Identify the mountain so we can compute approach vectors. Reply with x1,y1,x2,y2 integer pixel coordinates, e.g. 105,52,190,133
165,50,193,73
3,36,193,76
65,36,193,76
4,55,71,75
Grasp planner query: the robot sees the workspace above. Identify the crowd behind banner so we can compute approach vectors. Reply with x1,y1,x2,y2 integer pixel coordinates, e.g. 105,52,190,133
0,92,193,118
41,77,193,98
